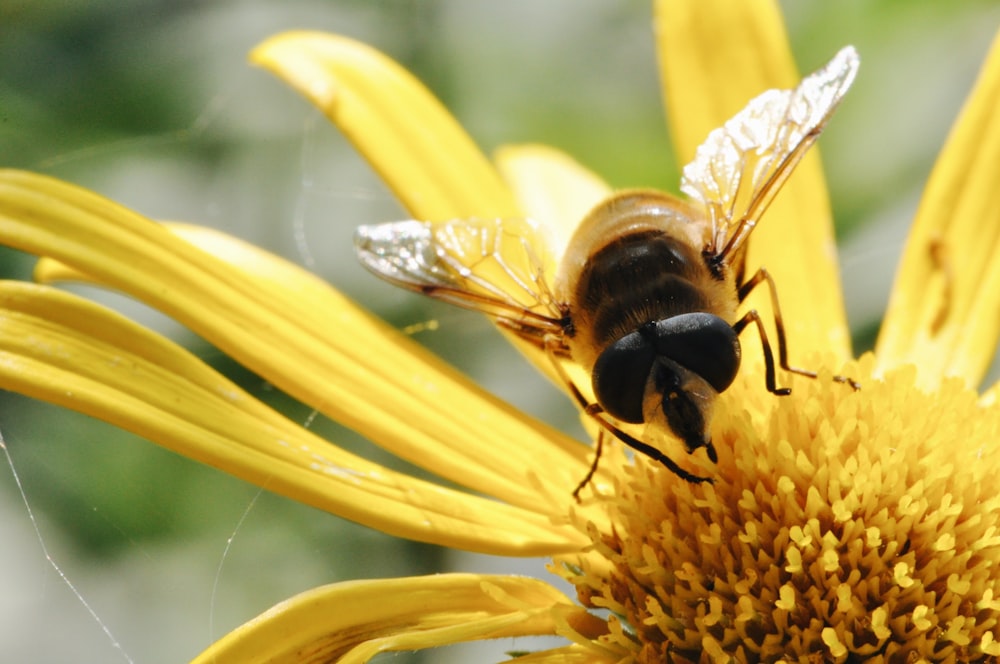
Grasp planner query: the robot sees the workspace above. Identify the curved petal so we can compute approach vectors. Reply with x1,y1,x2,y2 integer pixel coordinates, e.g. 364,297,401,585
0,281,588,555
654,0,850,361
251,31,520,221
0,170,595,518
875,30,1000,389
494,144,612,262
491,145,612,388
192,574,577,664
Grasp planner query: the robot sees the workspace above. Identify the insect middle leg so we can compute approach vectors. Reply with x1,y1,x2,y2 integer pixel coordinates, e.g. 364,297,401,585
737,267,860,390
732,309,791,396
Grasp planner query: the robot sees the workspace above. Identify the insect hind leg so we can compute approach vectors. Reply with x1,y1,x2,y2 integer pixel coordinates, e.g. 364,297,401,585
737,267,860,390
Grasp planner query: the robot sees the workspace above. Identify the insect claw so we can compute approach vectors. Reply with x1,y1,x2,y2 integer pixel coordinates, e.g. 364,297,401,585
834,375,862,391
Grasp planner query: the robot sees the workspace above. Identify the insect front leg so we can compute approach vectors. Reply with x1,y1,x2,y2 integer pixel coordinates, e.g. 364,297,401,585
541,335,712,500
581,402,714,492
737,267,860,390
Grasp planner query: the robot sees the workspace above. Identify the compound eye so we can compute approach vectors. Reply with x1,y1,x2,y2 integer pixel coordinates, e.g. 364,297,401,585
592,330,655,424
652,312,741,393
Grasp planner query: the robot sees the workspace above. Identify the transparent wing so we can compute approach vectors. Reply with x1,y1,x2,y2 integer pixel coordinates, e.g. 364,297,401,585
354,218,567,340
680,45,860,262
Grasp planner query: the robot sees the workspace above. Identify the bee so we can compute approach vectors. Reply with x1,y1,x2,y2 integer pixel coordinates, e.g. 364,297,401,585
355,46,860,496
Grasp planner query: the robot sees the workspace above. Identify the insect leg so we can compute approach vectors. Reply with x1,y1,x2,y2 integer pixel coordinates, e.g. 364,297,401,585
584,402,714,487
541,337,713,497
732,310,791,396
538,335,604,499
737,268,817,379
541,336,713,498
571,428,605,501
738,267,860,390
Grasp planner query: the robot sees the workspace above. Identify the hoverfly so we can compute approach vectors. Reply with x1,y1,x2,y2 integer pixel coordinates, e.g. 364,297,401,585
355,46,860,496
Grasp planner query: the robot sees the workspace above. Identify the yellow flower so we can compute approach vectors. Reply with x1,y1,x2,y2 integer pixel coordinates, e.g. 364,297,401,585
2,1,1000,662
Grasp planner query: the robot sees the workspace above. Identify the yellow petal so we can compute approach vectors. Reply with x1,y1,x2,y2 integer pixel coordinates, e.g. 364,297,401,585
1,170,594,518
251,31,520,221
0,281,587,555
192,574,574,664
654,0,850,361
494,144,612,261
655,0,795,162
491,144,612,388
249,35,594,413
875,30,1000,389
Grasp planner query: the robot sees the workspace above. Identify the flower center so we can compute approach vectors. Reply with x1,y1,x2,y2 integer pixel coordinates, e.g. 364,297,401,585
555,356,1000,661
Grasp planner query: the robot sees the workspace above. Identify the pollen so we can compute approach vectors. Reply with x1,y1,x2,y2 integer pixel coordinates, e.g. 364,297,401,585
556,355,1000,661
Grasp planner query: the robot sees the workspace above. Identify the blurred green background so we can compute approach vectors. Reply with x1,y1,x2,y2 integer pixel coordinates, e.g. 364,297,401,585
1,1,998,662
